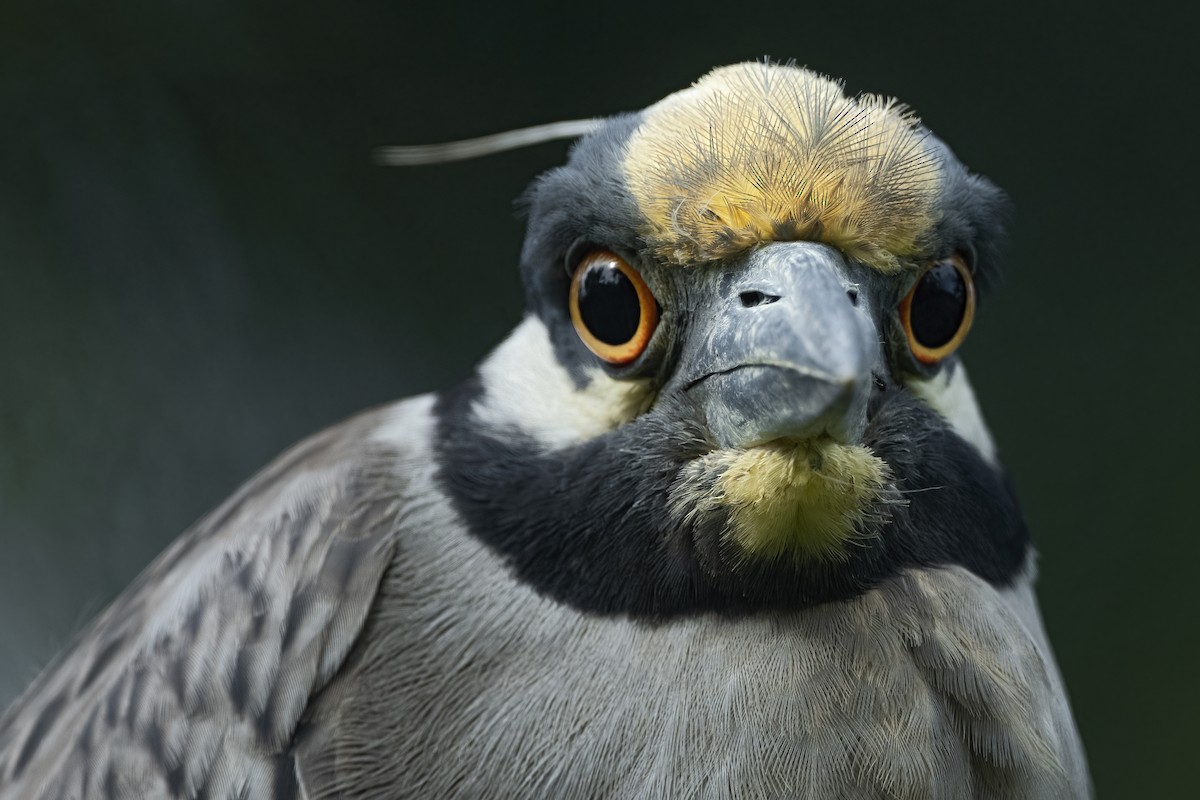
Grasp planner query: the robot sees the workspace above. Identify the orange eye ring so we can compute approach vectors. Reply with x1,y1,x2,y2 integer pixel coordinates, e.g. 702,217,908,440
568,250,659,365
899,253,976,364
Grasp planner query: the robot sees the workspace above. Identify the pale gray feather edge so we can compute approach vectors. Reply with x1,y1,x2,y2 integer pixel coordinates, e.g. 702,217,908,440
0,405,416,799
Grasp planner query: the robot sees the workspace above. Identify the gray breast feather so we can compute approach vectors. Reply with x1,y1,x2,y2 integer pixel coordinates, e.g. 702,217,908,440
0,403,422,799
297,493,1090,799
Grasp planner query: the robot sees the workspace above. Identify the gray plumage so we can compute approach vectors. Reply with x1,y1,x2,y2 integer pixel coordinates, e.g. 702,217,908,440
0,399,1087,798
0,62,1091,798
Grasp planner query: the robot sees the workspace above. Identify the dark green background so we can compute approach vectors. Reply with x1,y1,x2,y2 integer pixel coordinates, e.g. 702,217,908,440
1,1,1194,794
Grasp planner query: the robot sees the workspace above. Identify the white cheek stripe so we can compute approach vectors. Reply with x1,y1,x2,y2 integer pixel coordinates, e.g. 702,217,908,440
909,364,998,465
435,314,999,465
472,316,646,448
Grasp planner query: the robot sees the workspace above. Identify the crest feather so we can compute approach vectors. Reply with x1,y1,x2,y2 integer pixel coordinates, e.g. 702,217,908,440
624,62,942,271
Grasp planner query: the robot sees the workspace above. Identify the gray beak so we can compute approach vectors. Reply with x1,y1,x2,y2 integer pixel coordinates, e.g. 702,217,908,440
681,242,879,450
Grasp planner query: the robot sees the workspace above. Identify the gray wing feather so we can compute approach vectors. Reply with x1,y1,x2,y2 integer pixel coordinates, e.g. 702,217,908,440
0,404,417,799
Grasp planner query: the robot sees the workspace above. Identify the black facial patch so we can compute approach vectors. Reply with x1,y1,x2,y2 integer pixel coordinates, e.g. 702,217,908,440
925,137,1010,302
517,113,646,386
434,377,1029,618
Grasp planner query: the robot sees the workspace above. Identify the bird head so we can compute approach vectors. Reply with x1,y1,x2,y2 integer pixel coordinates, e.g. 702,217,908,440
433,61,1027,617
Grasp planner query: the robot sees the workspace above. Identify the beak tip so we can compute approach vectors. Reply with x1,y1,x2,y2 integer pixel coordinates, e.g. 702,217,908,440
697,366,872,450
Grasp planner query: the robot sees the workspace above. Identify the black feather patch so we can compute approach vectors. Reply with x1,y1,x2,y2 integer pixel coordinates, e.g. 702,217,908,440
434,376,1029,618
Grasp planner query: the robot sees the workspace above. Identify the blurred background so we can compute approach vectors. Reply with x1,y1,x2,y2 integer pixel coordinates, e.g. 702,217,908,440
0,0,1193,793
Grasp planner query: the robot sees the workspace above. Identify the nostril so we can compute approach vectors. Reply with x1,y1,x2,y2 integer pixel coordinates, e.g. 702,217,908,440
846,286,860,306
740,291,781,308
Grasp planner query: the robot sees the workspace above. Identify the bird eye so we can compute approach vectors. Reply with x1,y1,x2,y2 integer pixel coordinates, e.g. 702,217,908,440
569,250,659,365
899,254,976,364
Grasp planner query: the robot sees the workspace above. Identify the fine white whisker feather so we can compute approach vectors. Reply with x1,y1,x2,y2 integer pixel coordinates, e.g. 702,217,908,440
374,119,601,166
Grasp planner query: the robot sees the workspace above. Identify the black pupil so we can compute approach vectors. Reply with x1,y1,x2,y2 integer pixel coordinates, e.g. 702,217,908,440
578,263,641,346
911,261,967,348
